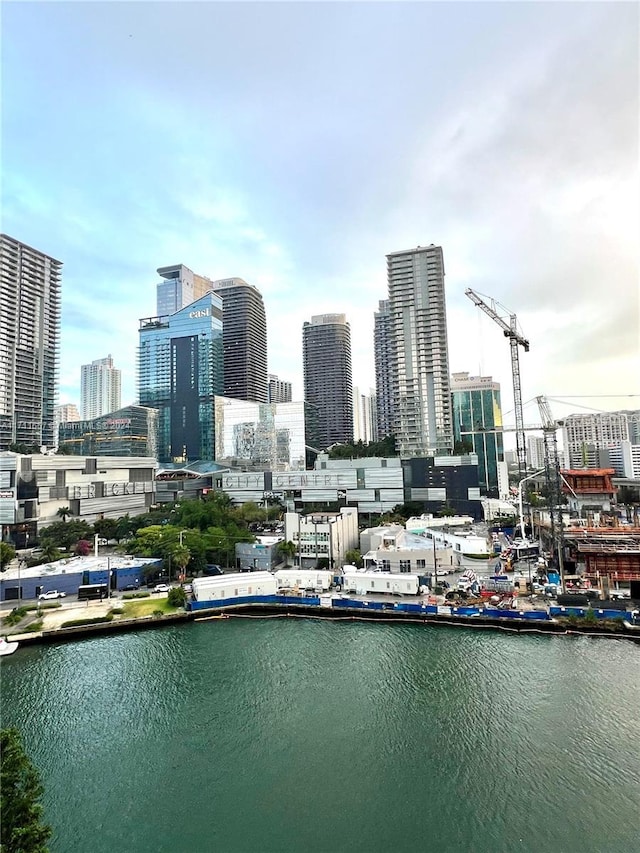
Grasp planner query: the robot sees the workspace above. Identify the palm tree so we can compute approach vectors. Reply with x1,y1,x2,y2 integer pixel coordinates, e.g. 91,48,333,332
56,506,71,523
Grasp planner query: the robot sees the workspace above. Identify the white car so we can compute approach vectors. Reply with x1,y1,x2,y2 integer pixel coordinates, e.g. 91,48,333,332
38,590,67,601
152,584,171,594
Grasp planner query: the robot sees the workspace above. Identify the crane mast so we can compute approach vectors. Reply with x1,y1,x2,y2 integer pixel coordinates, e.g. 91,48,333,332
465,288,530,480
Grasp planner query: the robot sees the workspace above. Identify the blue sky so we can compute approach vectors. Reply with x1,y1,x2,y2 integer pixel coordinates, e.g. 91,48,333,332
3,1,638,427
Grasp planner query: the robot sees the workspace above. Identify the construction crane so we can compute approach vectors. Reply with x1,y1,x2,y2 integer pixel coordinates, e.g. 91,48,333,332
465,288,530,480
536,395,566,583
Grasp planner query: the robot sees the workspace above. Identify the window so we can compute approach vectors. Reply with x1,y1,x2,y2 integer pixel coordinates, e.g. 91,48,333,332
416,559,426,570
399,560,411,573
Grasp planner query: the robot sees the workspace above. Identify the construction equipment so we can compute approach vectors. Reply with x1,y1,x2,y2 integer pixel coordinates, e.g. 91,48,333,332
465,288,530,480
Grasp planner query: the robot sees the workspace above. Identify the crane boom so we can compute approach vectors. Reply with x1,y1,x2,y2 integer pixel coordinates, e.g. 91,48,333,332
465,288,529,479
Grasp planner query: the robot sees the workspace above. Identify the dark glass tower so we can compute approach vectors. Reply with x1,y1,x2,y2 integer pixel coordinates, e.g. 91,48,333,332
212,278,268,403
302,314,353,450
374,299,393,440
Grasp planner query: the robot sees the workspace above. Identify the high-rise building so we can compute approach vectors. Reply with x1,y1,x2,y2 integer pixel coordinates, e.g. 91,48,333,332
527,435,546,470
58,405,158,458
53,404,80,448
451,372,504,495
353,387,377,444
138,293,224,462
562,411,638,469
373,299,393,440
212,278,268,403
386,245,453,456
80,355,121,420
156,264,214,316
0,234,62,450
302,314,353,450
267,374,292,404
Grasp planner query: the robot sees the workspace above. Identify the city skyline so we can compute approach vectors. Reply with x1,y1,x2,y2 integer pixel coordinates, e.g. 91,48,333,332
2,2,638,424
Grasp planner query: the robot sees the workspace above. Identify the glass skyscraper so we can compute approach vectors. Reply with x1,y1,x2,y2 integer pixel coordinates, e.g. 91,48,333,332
137,293,224,463
451,372,504,496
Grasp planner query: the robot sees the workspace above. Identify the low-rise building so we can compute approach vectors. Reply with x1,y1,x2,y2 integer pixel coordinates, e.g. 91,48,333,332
236,536,283,572
561,468,617,515
0,554,161,602
284,507,359,569
359,524,454,573
0,453,157,547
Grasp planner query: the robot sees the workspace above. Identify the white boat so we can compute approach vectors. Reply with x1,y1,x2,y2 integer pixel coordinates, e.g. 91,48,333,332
0,637,19,656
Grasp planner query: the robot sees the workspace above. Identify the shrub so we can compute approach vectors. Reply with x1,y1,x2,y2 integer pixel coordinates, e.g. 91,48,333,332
3,607,28,627
60,614,114,628
23,620,43,633
152,610,164,618
24,602,62,611
109,607,124,615
122,591,150,599
167,586,187,608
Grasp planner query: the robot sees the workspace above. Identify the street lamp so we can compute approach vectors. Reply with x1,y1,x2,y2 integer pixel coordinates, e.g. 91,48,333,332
517,469,546,541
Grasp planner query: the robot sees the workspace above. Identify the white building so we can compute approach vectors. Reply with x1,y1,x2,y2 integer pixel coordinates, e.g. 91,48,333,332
562,411,638,469
353,386,377,443
527,436,546,470
80,355,121,420
359,524,454,573
53,404,80,448
284,507,359,570
606,441,640,479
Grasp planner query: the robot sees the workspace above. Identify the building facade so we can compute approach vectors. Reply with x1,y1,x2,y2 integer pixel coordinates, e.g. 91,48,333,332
284,507,359,569
58,405,158,458
353,387,377,444
212,277,268,403
267,374,292,404
54,404,80,448
451,372,504,495
0,234,62,451
0,452,157,547
302,313,353,450
562,411,638,469
386,245,453,457
373,299,394,440
80,355,121,420
156,263,214,316
138,292,224,463
402,454,483,519
527,435,546,470
214,397,306,471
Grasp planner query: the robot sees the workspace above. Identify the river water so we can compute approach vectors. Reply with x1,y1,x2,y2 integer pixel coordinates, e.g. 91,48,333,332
2,619,639,853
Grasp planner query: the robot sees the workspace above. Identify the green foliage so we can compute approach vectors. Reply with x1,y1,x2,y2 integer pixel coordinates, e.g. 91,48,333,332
3,607,29,627
23,621,43,633
94,518,118,541
8,443,41,454
167,586,187,607
23,603,61,611
0,541,16,571
277,540,297,566
109,607,125,615
39,520,93,551
345,549,363,568
0,727,52,853
122,591,150,599
114,515,134,543
60,614,114,628
317,558,330,570
152,610,164,618
453,439,473,455
55,506,72,522
55,443,73,455
328,435,397,460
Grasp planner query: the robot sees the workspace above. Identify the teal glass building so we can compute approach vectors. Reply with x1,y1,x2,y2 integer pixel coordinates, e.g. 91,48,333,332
451,372,504,496
138,293,224,463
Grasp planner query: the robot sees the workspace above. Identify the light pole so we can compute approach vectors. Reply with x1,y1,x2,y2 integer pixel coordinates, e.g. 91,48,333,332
517,469,545,541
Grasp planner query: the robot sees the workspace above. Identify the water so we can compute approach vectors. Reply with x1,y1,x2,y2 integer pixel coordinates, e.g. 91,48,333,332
2,619,639,852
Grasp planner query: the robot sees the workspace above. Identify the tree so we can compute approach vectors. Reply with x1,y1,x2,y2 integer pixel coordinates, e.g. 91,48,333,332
345,549,363,568
167,586,187,607
55,507,71,523
0,541,16,571
94,518,118,542
277,540,297,567
169,544,191,579
0,727,52,853
74,539,92,556
39,520,93,552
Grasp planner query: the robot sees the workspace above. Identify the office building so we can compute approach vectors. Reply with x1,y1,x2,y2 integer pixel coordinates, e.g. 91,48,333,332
267,374,292,404
156,264,214,316
562,411,639,469
0,234,61,450
212,277,268,403
80,355,121,420
373,299,393,440
302,314,353,450
138,292,224,463
214,397,306,471
353,387,377,444
58,405,158,458
451,372,504,495
386,245,453,456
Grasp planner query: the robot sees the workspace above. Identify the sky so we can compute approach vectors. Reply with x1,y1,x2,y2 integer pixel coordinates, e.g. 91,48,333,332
2,0,639,432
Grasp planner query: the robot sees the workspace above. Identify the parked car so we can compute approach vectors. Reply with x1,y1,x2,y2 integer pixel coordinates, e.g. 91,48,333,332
38,590,67,600
182,583,193,594
152,584,171,594
121,583,140,592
